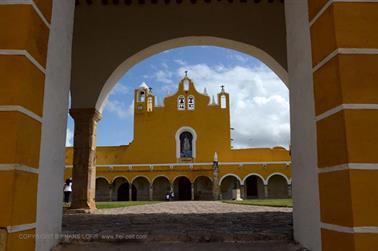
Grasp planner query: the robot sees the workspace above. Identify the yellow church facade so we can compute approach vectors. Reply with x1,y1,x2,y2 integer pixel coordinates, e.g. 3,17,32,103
64,77,291,201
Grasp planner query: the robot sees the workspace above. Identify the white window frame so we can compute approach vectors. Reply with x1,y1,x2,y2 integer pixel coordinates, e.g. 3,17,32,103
187,95,195,110
175,126,197,159
177,95,185,110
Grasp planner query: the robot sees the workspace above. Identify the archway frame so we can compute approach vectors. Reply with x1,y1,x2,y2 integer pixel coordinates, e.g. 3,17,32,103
193,175,213,183
152,175,171,184
111,175,129,184
96,36,289,112
96,176,110,184
172,175,193,184
219,173,243,186
266,172,291,185
242,173,267,185
131,175,151,185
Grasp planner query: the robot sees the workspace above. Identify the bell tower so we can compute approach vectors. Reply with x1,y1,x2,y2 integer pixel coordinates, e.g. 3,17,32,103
134,82,155,113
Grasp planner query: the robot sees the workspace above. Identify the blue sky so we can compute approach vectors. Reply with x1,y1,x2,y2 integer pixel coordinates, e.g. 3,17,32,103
66,46,290,149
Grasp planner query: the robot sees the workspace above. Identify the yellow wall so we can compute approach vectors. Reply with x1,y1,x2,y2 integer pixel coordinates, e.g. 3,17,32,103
65,78,291,184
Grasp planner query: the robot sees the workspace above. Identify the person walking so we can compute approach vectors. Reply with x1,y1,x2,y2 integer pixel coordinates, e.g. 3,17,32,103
63,178,72,204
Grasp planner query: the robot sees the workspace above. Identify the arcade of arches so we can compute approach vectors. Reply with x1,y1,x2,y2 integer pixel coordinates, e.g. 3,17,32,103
93,173,290,202
1,1,377,251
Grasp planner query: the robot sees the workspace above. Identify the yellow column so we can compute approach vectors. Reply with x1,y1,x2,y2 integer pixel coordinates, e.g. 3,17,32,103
309,1,378,250
0,1,51,251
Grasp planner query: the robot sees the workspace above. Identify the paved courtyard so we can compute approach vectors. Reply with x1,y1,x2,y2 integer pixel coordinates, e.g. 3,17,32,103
57,201,304,250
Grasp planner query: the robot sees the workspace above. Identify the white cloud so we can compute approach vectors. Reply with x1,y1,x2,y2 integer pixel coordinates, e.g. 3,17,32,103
111,83,129,95
66,128,73,146
174,59,187,66
105,99,133,119
227,54,249,63
155,70,174,84
175,63,290,148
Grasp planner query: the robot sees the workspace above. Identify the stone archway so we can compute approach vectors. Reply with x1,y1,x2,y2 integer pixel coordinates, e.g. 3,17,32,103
267,175,289,199
244,175,265,199
220,175,241,200
132,177,150,201
152,176,171,201
173,176,192,201
193,176,213,200
117,183,137,201
95,177,110,202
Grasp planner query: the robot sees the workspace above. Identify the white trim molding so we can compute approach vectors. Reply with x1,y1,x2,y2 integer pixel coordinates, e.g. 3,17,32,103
0,0,51,28
219,173,243,185
131,175,151,184
266,172,291,185
193,175,213,183
111,175,129,184
65,161,291,169
0,164,39,174
313,48,378,73
0,49,46,74
321,222,378,234
172,175,192,184
95,176,110,184
318,163,378,174
7,223,36,233
309,0,378,27
151,175,170,184
242,173,267,185
0,105,42,122
316,104,378,122
175,126,197,159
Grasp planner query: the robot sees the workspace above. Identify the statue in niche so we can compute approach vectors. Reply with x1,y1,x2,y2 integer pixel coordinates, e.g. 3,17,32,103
180,132,193,158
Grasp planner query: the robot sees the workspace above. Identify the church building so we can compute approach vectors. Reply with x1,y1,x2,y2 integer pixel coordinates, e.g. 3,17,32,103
65,77,291,201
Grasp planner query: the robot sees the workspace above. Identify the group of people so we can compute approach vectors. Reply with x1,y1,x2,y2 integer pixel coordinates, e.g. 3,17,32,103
165,191,175,201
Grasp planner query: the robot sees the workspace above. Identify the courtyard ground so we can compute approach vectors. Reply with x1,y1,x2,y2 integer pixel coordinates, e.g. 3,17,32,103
223,199,293,207
56,201,305,251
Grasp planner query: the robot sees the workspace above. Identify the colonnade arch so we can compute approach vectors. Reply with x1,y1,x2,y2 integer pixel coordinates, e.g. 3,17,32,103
95,177,110,202
132,176,150,201
96,175,220,201
244,175,265,199
172,176,192,201
193,176,213,200
152,176,171,201
219,173,291,200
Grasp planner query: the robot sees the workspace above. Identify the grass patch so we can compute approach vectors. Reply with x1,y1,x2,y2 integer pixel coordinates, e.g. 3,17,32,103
96,201,161,209
223,198,293,208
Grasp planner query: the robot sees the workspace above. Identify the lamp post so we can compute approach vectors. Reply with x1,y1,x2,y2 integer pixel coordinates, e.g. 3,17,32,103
212,152,220,200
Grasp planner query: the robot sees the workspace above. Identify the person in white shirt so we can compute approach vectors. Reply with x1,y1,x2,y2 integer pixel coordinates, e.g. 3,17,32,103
63,178,72,203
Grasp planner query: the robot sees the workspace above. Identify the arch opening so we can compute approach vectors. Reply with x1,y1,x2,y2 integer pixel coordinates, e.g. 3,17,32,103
220,175,241,200
267,175,289,199
173,176,192,201
132,177,150,201
152,176,170,201
95,177,110,202
244,175,265,199
193,176,213,200
96,36,288,112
